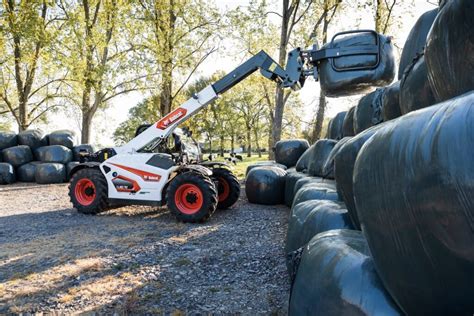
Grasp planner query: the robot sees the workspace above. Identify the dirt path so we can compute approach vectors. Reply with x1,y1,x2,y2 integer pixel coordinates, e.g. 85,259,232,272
0,183,290,314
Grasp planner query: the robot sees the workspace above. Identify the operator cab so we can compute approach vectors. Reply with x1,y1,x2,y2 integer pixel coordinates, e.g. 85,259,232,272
135,124,201,163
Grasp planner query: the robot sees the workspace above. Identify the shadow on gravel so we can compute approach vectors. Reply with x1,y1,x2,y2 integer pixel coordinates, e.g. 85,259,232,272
0,185,290,314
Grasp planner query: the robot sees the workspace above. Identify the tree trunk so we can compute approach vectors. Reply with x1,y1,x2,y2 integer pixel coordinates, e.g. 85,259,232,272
311,92,326,141
159,61,173,116
81,110,94,144
231,134,235,154
311,0,331,142
208,136,212,154
254,128,262,158
270,0,291,157
246,127,252,157
375,0,384,33
219,135,224,156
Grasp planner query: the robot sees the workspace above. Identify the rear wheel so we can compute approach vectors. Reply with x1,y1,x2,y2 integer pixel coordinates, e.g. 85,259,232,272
212,168,240,209
69,168,108,214
167,171,218,222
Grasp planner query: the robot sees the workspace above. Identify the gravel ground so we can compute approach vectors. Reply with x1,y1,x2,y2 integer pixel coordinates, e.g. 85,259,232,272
0,182,290,314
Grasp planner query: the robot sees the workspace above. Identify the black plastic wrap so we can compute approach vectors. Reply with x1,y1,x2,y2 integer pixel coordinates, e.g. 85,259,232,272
291,183,339,209
35,145,73,164
354,88,384,134
399,53,436,114
326,111,346,140
0,162,16,184
0,131,17,151
426,0,474,102
246,161,287,176
72,144,95,161
353,91,474,315
398,9,438,79
334,124,387,229
284,171,309,207
35,163,66,184
319,33,395,97
17,129,46,150
274,139,310,168
295,145,314,173
322,137,351,179
381,81,401,121
293,177,336,198
307,139,337,177
67,161,80,179
17,161,41,182
289,230,401,316
342,106,355,137
47,130,76,149
245,166,287,205
1,145,33,168
286,200,352,255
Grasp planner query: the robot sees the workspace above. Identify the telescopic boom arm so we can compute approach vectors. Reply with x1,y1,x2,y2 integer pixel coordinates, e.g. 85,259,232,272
116,50,304,154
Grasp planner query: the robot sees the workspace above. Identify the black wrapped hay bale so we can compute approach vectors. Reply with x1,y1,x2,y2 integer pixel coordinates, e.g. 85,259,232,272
326,111,346,140
354,88,384,134
245,166,287,205
284,171,308,207
426,0,474,102
35,163,66,184
293,177,336,200
289,230,402,316
381,81,401,121
295,145,314,173
286,200,352,255
322,137,351,179
398,9,438,79
274,139,309,168
48,130,76,149
0,162,15,184
399,53,436,115
307,139,337,177
67,161,81,179
35,145,73,164
0,131,17,151
291,183,339,209
245,161,286,176
334,123,388,229
2,145,33,168
342,106,355,137
353,91,474,315
72,144,95,161
17,129,46,150
319,32,395,97
17,161,41,182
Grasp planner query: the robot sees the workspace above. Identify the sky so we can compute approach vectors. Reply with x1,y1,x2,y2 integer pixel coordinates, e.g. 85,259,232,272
40,0,437,147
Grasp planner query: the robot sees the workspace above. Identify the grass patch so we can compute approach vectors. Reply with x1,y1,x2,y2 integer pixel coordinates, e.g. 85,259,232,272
213,154,270,180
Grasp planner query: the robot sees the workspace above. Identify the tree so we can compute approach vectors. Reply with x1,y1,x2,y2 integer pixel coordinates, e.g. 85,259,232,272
309,0,342,142
57,0,148,143
375,0,398,33
0,0,66,131
134,0,220,117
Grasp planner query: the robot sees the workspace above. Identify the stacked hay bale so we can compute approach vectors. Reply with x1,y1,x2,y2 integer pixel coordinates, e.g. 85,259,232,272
0,129,95,185
289,2,474,315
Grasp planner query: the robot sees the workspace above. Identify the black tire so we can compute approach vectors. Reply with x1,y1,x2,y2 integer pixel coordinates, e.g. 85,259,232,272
167,171,217,223
69,168,108,214
212,168,240,209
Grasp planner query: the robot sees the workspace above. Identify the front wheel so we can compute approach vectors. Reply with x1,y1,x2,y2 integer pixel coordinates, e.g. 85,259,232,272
167,171,218,223
212,168,240,209
69,168,109,214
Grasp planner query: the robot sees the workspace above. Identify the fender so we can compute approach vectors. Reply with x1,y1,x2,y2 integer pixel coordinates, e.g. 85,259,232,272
69,162,102,178
175,164,213,177
199,161,231,170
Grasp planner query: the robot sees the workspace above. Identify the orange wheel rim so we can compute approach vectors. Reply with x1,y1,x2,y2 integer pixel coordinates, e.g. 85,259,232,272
174,184,203,214
75,179,96,206
218,177,230,202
